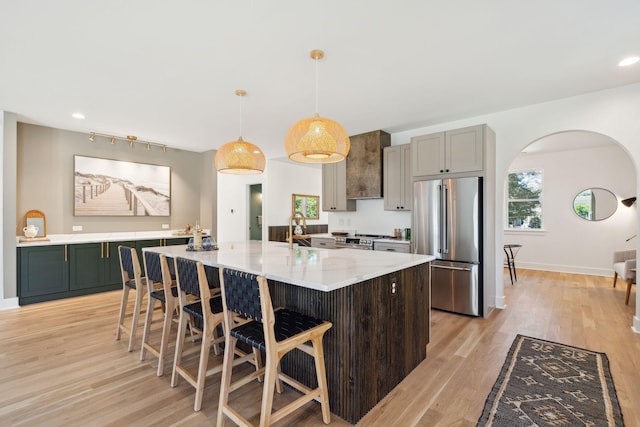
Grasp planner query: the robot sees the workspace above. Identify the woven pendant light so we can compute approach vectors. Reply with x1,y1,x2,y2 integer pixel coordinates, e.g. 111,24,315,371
214,90,265,174
285,50,350,163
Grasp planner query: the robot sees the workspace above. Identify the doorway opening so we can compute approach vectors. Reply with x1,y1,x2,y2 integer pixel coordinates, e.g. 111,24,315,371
249,184,262,241
502,130,636,280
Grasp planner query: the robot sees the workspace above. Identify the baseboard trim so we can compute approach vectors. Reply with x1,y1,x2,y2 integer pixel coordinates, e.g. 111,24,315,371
495,295,507,309
633,316,640,334
514,262,612,277
0,297,19,311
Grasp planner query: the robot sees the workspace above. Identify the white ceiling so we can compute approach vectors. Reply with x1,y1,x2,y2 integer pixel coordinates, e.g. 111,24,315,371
1,1,639,160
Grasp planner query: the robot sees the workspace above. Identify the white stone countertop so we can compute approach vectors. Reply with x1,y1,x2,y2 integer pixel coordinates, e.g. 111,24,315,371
144,240,433,292
15,230,209,247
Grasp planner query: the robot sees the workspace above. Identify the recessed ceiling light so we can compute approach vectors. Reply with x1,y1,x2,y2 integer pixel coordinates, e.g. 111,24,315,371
72,112,86,119
618,56,640,67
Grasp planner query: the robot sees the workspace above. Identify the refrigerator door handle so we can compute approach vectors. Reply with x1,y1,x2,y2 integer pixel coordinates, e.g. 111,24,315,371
437,184,443,254
442,184,449,254
431,264,472,272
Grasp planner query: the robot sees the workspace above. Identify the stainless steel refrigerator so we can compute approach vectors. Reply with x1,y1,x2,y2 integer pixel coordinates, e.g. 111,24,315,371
412,177,482,316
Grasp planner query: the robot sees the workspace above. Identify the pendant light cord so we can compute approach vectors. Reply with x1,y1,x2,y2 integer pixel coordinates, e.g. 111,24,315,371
315,56,319,115
239,91,243,138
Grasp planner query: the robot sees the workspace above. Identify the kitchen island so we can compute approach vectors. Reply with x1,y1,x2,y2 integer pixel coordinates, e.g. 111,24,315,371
145,241,433,423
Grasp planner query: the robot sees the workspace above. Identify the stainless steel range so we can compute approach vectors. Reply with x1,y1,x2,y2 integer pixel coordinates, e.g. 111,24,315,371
334,234,387,250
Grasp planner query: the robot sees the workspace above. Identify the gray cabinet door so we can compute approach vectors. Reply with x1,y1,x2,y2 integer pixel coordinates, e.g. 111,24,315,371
445,125,484,173
384,144,411,211
411,132,445,176
412,125,485,177
322,161,355,211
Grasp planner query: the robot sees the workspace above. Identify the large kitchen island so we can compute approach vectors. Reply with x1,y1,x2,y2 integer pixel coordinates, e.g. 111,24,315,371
145,241,433,424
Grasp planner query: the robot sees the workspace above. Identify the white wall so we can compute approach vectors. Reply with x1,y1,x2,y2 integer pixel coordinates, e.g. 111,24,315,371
216,171,264,243
266,160,327,228
505,142,635,276
216,159,327,243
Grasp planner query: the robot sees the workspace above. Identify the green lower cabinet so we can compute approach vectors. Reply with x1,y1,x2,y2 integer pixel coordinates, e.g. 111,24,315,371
19,245,69,299
69,243,106,290
18,237,191,305
69,241,138,290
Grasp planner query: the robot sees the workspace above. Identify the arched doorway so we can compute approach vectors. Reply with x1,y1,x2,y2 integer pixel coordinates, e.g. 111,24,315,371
502,130,636,279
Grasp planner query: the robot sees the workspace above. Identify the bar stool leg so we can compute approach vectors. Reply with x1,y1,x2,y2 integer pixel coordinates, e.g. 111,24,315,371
312,336,331,424
140,293,157,361
171,309,190,387
128,286,144,352
217,335,238,427
259,352,279,427
116,286,130,340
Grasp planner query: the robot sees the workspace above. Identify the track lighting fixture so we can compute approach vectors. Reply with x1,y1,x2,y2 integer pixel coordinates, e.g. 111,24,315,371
88,131,168,152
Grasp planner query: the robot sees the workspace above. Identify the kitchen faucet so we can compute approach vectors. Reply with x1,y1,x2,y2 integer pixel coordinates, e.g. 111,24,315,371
288,211,307,249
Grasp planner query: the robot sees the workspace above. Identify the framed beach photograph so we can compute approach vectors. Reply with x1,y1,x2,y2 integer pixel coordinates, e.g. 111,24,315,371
74,155,171,216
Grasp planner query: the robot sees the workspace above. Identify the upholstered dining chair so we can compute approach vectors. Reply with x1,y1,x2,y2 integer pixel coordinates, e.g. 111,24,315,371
116,246,146,352
140,251,179,376
612,250,636,288
216,267,332,427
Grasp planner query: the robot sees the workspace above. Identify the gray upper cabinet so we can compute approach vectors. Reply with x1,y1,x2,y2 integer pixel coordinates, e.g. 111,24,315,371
322,161,356,211
411,124,484,177
346,130,391,199
383,144,412,211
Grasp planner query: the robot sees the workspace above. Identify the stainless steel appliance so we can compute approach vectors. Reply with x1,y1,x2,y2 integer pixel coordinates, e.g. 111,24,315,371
335,234,383,250
413,177,482,316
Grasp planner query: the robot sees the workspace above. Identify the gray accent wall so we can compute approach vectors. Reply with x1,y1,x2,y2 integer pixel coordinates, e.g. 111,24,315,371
17,123,213,234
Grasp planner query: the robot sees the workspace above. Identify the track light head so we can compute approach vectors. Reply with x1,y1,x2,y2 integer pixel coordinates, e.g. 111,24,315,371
89,133,95,142
110,137,116,145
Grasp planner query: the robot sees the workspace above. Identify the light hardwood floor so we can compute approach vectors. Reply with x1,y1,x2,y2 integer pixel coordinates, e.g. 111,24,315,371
1,269,638,426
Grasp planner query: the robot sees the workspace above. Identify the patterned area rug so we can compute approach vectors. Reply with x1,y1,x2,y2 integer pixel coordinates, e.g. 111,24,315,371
478,335,624,426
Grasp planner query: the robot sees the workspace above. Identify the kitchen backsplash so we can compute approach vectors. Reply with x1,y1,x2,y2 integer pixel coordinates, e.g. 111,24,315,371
328,199,411,236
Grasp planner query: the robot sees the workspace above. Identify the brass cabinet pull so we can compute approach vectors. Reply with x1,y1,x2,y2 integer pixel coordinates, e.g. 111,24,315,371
106,242,110,258
64,244,68,262
101,242,104,259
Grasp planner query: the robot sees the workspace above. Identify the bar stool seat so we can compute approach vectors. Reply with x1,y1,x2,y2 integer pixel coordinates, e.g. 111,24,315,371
231,309,327,352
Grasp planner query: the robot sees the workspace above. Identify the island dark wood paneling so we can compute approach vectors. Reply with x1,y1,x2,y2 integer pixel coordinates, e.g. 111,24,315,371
269,263,430,424
268,224,328,243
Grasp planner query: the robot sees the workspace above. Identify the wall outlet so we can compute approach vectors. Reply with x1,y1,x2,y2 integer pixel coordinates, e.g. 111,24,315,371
161,224,169,229
72,225,83,231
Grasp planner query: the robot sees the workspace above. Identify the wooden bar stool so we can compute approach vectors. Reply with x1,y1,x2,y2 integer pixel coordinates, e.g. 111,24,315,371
140,251,179,376
116,246,146,352
217,268,332,426
171,257,258,411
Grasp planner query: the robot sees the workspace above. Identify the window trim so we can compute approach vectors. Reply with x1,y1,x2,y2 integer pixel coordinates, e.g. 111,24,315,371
505,168,544,230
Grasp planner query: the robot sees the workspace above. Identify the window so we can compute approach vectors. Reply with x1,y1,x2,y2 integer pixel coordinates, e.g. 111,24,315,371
507,170,543,229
